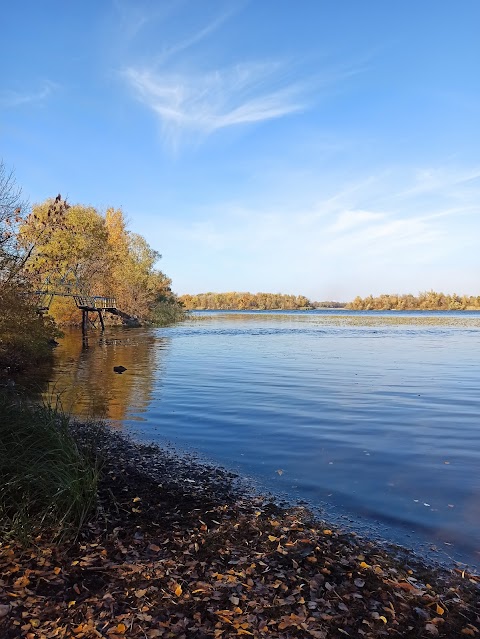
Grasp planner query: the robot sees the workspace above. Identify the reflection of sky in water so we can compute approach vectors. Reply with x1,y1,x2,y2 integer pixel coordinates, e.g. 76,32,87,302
43,312,480,569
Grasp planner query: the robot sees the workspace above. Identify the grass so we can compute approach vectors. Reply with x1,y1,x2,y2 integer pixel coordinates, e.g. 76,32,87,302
150,300,187,326
0,392,100,543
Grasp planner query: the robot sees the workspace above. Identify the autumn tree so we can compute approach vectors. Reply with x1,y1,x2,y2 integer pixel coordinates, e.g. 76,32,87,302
19,200,107,290
0,160,28,282
19,198,183,325
0,164,60,371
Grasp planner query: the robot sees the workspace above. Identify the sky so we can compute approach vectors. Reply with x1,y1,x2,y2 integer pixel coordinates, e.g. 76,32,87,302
1,0,479,301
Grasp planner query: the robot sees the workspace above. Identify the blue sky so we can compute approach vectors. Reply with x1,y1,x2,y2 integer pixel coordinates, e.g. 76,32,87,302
1,0,479,300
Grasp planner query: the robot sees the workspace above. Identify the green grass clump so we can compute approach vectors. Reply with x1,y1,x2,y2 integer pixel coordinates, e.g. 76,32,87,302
150,300,187,326
0,393,99,542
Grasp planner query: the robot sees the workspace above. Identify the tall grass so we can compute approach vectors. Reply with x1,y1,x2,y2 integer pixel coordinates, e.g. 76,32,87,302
150,300,187,326
0,392,99,542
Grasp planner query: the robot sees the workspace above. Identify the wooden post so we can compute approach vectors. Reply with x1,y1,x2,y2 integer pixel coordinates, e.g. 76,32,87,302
98,309,105,331
82,310,88,335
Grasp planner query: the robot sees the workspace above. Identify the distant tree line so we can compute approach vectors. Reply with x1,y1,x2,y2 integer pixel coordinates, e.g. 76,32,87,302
312,301,346,308
347,291,480,311
180,292,314,310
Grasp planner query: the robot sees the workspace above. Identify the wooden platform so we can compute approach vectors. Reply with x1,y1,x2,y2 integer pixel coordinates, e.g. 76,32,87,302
72,295,117,312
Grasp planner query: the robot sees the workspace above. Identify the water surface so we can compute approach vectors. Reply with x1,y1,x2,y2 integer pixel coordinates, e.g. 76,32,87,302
41,311,480,569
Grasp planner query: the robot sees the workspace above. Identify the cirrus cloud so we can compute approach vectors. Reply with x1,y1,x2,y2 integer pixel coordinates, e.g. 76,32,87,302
123,62,310,147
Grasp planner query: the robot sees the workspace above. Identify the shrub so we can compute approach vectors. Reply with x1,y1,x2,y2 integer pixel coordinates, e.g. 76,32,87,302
150,299,187,326
0,283,60,373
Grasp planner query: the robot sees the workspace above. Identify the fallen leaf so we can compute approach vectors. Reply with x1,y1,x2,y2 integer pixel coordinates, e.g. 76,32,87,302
386,579,422,594
0,605,11,618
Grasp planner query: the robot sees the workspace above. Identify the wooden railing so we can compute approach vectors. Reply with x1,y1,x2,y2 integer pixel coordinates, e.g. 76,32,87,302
73,295,117,310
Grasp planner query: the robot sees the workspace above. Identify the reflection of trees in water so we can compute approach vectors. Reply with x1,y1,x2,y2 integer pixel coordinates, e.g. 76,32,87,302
44,328,169,422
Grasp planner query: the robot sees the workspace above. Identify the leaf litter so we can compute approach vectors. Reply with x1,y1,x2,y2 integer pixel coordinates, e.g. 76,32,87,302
0,422,478,639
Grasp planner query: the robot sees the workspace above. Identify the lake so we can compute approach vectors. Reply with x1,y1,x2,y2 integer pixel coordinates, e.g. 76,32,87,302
38,311,480,569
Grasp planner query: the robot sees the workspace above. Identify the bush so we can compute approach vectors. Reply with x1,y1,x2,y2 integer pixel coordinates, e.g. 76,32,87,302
0,283,60,373
0,393,99,542
150,300,187,326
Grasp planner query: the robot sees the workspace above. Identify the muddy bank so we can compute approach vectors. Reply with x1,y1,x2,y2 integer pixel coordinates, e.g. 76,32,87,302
0,422,478,638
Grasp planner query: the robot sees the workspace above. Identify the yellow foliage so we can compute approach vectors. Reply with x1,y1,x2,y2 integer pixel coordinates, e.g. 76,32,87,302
18,198,180,326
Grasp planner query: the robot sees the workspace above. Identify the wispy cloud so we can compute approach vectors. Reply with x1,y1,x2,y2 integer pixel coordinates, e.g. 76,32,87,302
120,4,353,148
157,162,480,297
124,62,309,146
0,81,56,108
153,6,241,66
112,0,182,42
327,209,385,232
393,166,480,199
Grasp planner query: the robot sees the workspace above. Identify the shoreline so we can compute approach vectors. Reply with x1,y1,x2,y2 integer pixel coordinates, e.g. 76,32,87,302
130,429,477,574
1,421,478,638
